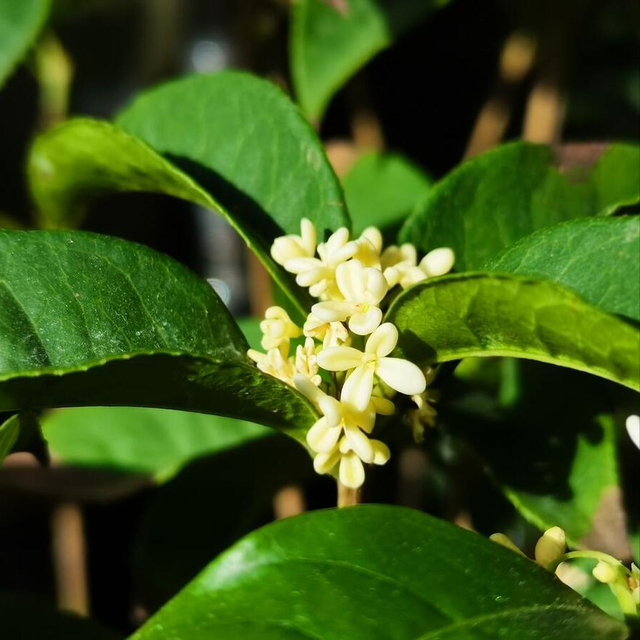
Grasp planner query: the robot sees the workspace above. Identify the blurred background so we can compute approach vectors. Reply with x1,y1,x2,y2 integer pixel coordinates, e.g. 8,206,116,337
0,0,638,636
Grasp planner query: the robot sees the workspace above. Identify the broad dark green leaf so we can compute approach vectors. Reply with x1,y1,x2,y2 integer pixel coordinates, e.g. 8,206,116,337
400,142,640,270
486,216,640,321
134,435,313,611
29,71,349,314
386,273,640,391
446,359,624,550
0,592,121,640
0,230,316,442
43,407,268,481
0,0,50,88
343,151,432,236
132,505,627,639
290,0,451,121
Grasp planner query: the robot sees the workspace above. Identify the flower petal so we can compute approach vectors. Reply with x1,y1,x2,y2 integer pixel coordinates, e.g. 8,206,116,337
376,357,427,395
300,218,317,256
317,346,364,371
314,448,340,475
339,452,365,489
293,374,325,404
348,306,382,336
285,257,322,274
341,365,375,412
365,322,398,357
307,418,342,453
311,301,355,323
318,396,342,428
364,267,388,304
371,396,395,415
371,439,391,465
344,424,374,463
336,259,364,301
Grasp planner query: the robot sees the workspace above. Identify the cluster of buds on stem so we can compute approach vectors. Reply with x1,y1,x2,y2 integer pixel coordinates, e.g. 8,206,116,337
491,526,640,618
248,219,455,489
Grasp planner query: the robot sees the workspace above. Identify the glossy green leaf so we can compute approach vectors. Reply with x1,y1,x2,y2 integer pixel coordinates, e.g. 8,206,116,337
0,592,121,640
290,0,451,121
134,435,313,610
446,359,624,549
43,407,268,481
386,273,640,391
343,151,432,236
0,230,316,442
29,71,349,314
0,0,50,88
401,142,640,270
132,505,627,640
486,216,640,321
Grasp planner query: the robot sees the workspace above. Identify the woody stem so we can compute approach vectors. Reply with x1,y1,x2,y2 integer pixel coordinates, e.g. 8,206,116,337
337,481,361,508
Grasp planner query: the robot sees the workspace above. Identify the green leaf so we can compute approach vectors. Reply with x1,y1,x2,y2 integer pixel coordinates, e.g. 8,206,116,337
0,230,317,442
343,151,432,236
385,273,640,391
29,71,349,314
0,0,50,88
400,142,640,270
132,505,627,639
446,359,624,549
43,406,267,481
290,0,451,121
0,414,20,464
486,216,640,321
0,592,121,640
133,435,313,610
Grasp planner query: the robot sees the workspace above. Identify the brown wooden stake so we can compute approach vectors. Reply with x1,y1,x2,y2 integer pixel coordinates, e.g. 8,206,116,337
51,502,89,616
273,485,306,519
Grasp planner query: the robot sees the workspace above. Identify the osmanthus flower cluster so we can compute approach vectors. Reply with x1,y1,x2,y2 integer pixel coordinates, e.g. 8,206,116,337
248,219,454,490
491,527,640,618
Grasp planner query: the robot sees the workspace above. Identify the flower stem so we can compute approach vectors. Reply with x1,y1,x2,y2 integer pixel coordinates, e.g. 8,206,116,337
337,481,361,508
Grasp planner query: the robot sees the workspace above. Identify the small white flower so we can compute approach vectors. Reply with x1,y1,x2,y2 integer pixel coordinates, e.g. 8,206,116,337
383,244,455,289
353,227,383,268
294,338,322,386
271,218,317,266
317,322,426,411
259,306,302,351
284,227,358,299
311,259,388,335
247,346,295,385
303,314,350,348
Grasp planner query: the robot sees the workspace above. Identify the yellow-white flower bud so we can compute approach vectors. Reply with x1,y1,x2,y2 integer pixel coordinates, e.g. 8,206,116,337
534,526,566,567
592,562,619,584
260,306,302,351
489,533,526,557
419,247,455,277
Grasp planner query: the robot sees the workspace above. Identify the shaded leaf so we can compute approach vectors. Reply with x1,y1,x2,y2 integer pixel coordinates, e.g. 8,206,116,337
0,414,20,465
133,435,313,610
29,72,349,314
0,230,316,442
343,151,432,236
386,273,640,391
486,216,640,321
290,0,451,121
132,505,627,639
43,407,268,481
401,142,640,270
0,0,50,88
0,592,121,640
445,359,626,552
